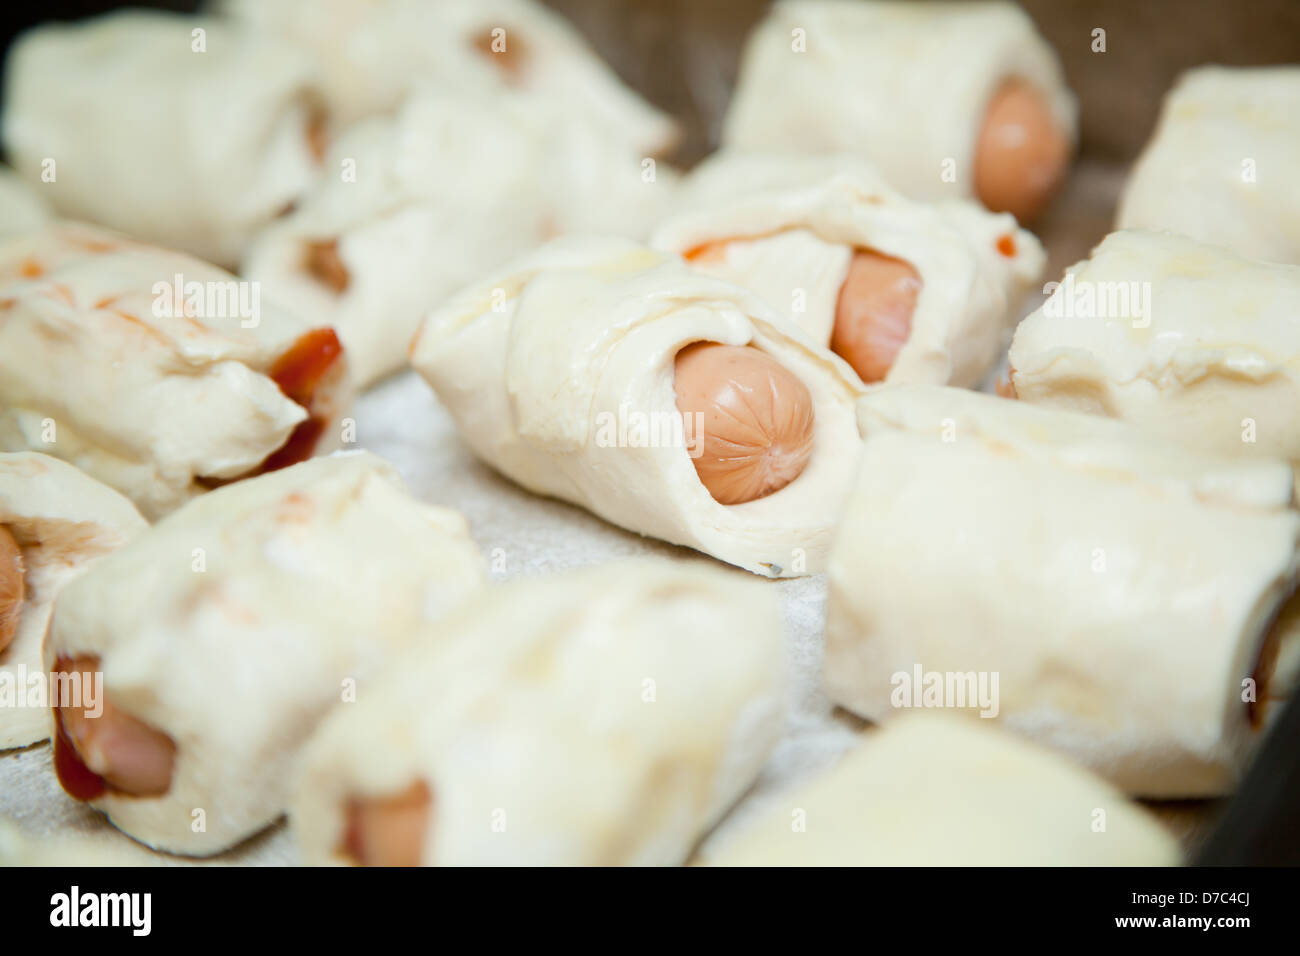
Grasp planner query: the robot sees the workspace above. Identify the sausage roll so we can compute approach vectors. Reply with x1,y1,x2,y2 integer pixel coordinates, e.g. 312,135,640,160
703,715,1179,866
0,453,146,750
244,85,676,387
723,1,1076,223
215,0,679,155
0,167,50,241
410,237,865,578
652,151,1044,388
0,224,353,520
292,558,786,866
825,385,1300,798
1117,67,1300,265
45,452,486,856
1008,229,1300,469
2,11,324,268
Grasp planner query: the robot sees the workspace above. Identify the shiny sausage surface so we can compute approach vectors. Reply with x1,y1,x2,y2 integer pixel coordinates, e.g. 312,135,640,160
830,251,921,383
674,343,815,505
0,525,23,654
974,79,1070,223
52,655,176,799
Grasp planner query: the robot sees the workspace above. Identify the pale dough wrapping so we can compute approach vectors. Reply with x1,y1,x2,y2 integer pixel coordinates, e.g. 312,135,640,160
44,452,487,856
293,558,787,865
825,385,1300,798
652,151,1044,387
0,453,146,750
215,0,679,154
2,11,324,268
410,236,866,578
0,167,50,241
244,85,677,387
0,224,353,520
723,1,1076,203
703,715,1180,866
1117,66,1300,265
1009,229,1300,469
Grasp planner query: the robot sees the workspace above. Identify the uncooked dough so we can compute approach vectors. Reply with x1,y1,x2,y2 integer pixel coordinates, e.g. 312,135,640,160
652,151,1044,387
826,384,1300,797
0,224,354,519
1009,229,1300,469
703,715,1181,865
293,558,787,865
244,84,678,387
0,453,146,750
1117,66,1300,265
723,1,1076,205
44,452,486,855
3,10,324,267
410,236,866,578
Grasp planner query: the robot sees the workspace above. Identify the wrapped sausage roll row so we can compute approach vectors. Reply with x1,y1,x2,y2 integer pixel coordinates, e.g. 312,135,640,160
1117,67,1300,265
45,452,486,855
723,1,1076,223
826,385,1300,798
215,0,679,154
0,453,146,750
0,167,49,241
1008,230,1300,469
2,11,325,268
0,224,353,519
293,559,786,866
244,85,676,387
652,152,1044,388
410,237,865,577
703,715,1179,866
